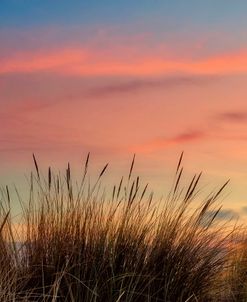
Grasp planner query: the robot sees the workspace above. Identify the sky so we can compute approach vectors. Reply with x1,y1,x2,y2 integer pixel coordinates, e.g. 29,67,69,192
1,0,247,220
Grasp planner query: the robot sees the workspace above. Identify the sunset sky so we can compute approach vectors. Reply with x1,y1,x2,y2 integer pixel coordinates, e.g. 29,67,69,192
1,1,247,219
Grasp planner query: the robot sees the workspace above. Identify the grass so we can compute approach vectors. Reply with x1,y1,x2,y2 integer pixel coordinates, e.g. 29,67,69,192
0,153,245,301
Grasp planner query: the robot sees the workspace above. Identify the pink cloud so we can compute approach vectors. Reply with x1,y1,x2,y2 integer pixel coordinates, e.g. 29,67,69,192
134,131,205,153
1,45,247,77
0,49,89,74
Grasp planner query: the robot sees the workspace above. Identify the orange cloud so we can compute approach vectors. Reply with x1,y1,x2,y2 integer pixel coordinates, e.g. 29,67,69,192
1,47,247,77
197,50,247,75
134,131,205,153
0,49,89,74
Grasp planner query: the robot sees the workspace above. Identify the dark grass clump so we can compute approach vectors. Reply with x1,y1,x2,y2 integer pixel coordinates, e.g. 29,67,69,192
2,153,231,301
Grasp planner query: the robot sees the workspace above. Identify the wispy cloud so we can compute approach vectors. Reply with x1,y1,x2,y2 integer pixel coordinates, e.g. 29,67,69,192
205,209,239,222
1,46,247,77
168,131,205,144
134,131,205,153
0,49,89,75
86,75,218,98
216,111,247,123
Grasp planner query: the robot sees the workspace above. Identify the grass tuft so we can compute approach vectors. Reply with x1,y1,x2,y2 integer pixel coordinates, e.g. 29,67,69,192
0,154,243,301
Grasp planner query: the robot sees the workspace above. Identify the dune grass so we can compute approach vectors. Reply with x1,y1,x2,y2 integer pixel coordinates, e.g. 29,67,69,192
0,153,245,301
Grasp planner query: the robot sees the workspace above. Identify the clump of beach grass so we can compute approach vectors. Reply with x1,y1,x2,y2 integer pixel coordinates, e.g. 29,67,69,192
0,153,239,301
0,154,243,302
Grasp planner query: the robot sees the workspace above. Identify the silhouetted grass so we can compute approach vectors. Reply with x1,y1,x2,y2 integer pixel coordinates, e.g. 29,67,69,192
0,154,243,301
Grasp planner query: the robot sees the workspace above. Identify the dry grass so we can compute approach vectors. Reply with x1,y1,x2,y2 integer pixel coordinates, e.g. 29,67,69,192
0,153,244,301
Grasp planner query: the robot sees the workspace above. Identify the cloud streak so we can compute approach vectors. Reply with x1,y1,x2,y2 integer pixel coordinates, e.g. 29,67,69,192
135,131,205,153
1,46,247,77
86,75,218,98
205,209,239,222
216,111,247,123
